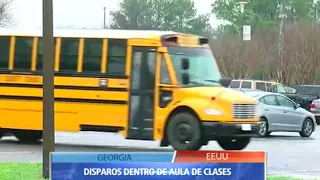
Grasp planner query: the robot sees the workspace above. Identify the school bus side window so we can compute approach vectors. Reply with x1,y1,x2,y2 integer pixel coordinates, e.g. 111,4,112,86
0,36,10,69
60,38,79,72
37,38,57,71
107,39,126,76
14,37,33,71
83,38,102,73
160,55,171,84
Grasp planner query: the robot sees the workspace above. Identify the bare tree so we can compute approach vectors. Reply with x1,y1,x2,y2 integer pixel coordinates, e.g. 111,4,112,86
285,21,320,85
0,0,13,27
211,20,320,86
211,35,257,79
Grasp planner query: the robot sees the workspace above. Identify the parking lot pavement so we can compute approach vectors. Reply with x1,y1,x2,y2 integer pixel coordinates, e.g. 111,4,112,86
0,128,319,178
241,133,320,178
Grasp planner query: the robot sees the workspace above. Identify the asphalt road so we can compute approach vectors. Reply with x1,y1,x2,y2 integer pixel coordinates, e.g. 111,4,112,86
0,129,319,179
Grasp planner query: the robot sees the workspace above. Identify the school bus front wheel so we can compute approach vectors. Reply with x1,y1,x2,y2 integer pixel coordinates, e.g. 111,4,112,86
166,112,204,150
165,112,260,150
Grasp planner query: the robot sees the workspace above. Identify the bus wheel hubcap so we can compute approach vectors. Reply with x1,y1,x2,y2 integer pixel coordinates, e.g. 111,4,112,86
176,123,192,141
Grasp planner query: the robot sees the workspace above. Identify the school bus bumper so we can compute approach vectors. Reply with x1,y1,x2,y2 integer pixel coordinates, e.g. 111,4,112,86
202,121,260,140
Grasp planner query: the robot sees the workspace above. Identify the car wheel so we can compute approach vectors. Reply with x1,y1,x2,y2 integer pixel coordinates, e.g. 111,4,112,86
166,112,203,150
299,118,314,137
258,117,271,137
217,137,251,150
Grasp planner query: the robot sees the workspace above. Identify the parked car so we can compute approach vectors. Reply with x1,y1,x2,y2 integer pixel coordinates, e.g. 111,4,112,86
310,99,320,125
243,91,316,137
229,79,288,93
283,85,320,112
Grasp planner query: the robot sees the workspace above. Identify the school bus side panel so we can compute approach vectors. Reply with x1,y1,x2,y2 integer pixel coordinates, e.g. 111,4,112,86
0,75,130,131
0,36,131,132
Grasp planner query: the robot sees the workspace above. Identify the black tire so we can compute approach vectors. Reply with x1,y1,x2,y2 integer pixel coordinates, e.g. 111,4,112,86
299,118,314,137
0,131,3,140
166,112,203,150
217,137,251,150
13,130,43,142
258,117,271,137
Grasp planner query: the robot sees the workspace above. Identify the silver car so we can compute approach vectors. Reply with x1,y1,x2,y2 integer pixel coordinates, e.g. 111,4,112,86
243,91,316,137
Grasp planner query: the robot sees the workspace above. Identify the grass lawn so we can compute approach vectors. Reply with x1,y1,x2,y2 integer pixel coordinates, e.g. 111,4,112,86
0,163,44,180
0,163,316,180
268,177,317,180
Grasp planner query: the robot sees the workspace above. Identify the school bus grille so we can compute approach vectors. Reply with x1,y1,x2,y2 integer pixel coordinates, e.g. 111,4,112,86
232,104,256,119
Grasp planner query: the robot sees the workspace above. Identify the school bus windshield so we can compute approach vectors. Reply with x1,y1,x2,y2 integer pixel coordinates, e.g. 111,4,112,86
168,47,222,86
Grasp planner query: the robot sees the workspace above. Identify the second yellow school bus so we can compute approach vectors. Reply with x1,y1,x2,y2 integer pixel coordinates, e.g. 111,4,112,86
0,28,259,150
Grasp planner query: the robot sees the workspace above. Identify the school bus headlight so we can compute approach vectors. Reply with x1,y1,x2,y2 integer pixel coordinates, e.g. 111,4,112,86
204,109,224,116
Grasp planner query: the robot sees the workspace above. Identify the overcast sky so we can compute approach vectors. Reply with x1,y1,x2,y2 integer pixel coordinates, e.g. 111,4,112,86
10,0,223,29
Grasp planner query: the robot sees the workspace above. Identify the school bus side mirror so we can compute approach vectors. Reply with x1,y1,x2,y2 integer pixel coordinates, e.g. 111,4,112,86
220,78,232,88
181,58,190,70
182,72,190,85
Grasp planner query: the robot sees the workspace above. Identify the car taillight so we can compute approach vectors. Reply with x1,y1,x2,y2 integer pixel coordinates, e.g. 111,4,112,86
311,102,316,109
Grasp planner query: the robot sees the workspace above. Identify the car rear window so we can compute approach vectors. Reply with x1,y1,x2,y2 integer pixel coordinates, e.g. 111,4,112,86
256,82,266,91
230,81,240,88
241,81,252,89
266,83,273,92
277,85,287,93
296,86,320,96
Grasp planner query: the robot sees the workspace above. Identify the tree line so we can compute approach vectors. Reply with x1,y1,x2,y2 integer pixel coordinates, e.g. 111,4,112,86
109,0,320,86
211,21,320,86
109,0,212,35
212,0,320,86
1,0,319,86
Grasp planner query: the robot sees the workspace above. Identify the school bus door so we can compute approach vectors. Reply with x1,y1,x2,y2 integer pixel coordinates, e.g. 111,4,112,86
127,46,157,140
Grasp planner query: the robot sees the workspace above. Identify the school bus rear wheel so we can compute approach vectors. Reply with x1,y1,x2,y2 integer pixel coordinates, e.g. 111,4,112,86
13,130,43,143
166,112,203,150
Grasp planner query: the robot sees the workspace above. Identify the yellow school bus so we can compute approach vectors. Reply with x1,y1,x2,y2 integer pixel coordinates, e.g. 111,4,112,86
0,28,259,150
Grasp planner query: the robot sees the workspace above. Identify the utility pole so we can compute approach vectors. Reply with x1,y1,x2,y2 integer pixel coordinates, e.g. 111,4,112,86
42,0,55,178
314,0,319,21
103,7,106,29
277,4,284,83
238,2,250,78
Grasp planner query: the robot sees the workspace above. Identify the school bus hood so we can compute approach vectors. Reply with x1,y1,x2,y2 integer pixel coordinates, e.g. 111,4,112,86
181,86,256,103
